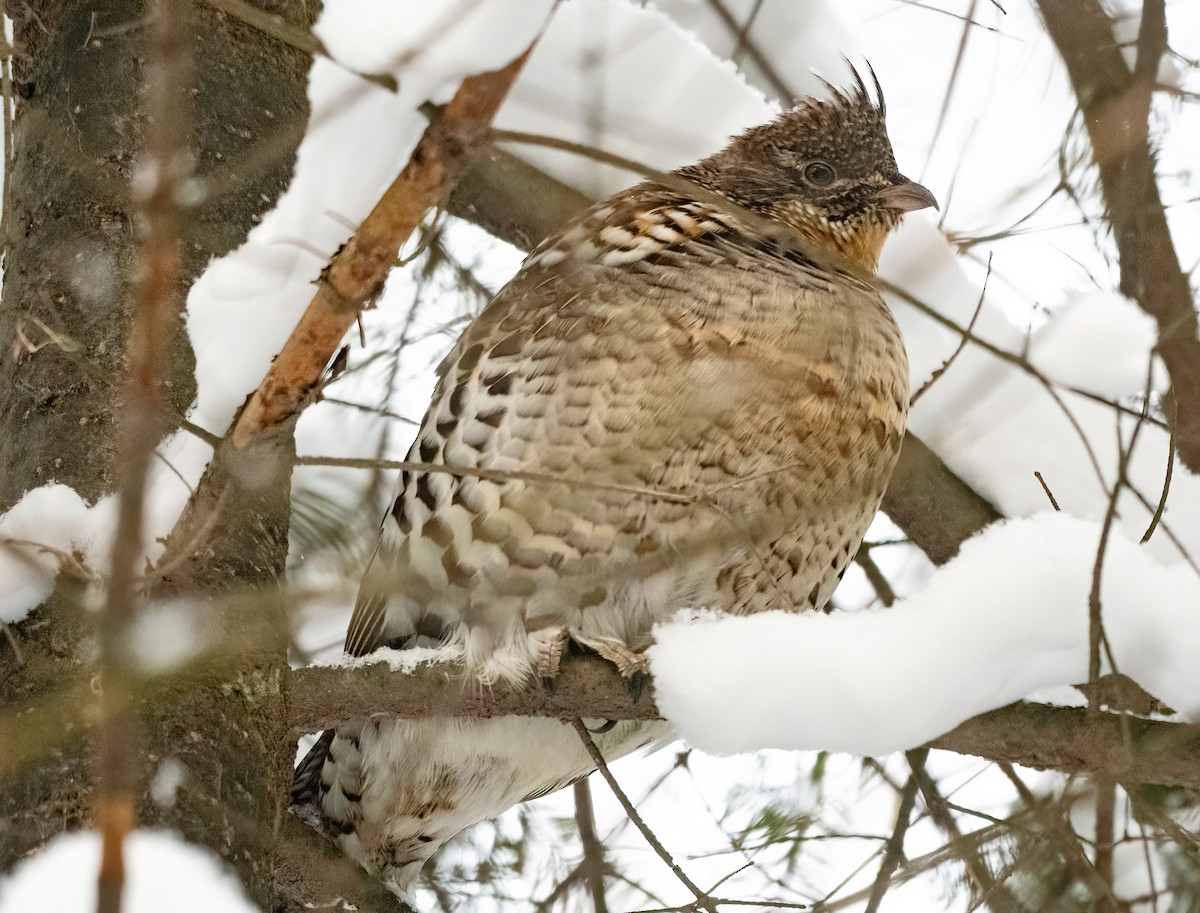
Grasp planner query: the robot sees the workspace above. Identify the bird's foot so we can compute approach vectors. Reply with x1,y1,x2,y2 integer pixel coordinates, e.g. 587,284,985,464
532,626,571,683
625,669,648,702
589,639,650,679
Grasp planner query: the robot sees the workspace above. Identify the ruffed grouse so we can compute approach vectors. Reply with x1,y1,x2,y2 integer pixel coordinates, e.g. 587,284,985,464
293,68,936,897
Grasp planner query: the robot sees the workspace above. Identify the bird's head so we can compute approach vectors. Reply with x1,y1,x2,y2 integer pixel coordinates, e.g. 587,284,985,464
682,65,937,271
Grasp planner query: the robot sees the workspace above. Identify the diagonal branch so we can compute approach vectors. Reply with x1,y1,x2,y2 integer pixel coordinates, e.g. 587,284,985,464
228,51,534,449
573,718,718,913
864,754,925,913
155,39,542,582
1037,0,1200,474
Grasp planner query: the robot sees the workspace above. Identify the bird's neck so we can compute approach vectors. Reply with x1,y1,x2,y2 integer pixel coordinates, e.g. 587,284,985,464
807,219,890,273
772,204,896,274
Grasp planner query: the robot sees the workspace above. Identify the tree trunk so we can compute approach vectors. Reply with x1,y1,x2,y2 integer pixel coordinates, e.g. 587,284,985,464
0,1,316,907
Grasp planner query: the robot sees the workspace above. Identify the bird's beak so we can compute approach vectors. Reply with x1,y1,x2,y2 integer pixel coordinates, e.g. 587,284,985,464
874,178,939,213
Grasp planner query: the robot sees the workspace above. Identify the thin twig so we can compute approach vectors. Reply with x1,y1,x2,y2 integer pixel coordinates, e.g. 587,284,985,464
574,781,611,913
1141,404,1174,543
1033,471,1061,511
295,454,695,504
910,252,991,406
703,0,793,99
96,4,190,912
572,718,719,913
909,752,1021,913
863,756,925,913
923,0,978,179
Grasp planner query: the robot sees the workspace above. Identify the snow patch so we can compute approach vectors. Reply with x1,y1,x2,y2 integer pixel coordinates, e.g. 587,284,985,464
1028,291,1162,398
0,485,94,623
0,830,257,913
650,513,1200,757
499,0,776,197
348,644,449,673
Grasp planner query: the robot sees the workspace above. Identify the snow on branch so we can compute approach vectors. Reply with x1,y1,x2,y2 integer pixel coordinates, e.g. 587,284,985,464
651,514,1199,754
289,513,1200,790
287,655,1200,791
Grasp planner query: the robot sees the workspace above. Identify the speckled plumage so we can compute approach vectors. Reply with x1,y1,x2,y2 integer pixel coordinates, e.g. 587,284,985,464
293,70,935,898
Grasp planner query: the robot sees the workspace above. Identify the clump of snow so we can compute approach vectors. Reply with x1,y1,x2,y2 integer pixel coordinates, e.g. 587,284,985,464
351,644,448,674
128,600,208,674
0,450,209,625
649,0,856,102
650,513,1200,757
149,759,188,809
899,254,1198,565
1028,291,1162,398
0,485,94,623
0,830,258,913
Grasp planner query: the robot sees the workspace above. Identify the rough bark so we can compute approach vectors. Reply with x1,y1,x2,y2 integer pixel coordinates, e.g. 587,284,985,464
0,2,316,907
0,0,187,510
0,0,314,510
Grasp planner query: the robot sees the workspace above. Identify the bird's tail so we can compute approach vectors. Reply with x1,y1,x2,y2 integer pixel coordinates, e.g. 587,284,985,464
290,729,334,808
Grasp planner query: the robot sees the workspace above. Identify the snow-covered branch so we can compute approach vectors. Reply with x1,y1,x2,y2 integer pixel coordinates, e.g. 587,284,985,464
288,659,1200,791
290,513,1200,791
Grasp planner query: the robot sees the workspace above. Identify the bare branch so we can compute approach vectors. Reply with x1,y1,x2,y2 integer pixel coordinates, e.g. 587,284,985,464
231,54,534,450
908,751,1023,913
863,754,925,913
573,718,719,913
95,4,191,911
573,781,612,913
1037,0,1200,474
288,655,659,734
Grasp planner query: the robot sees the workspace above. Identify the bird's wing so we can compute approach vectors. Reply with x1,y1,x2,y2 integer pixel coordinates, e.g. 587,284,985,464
341,186,837,664
343,261,681,660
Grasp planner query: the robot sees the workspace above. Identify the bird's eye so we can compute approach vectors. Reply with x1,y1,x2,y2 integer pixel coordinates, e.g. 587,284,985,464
803,161,836,187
